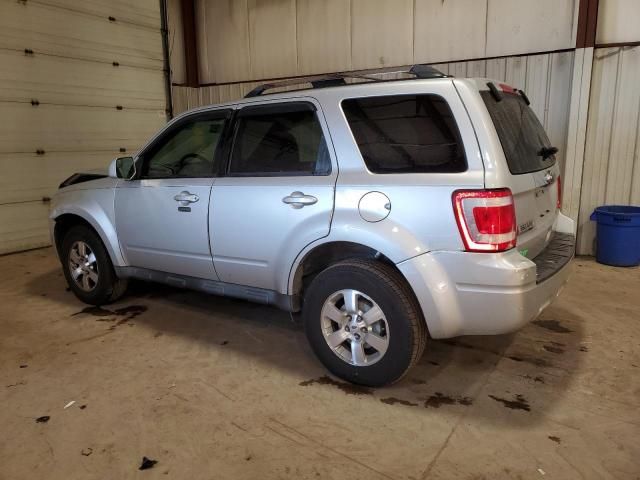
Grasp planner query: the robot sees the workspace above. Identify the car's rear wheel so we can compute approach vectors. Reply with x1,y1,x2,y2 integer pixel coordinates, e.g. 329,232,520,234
302,259,427,387
61,225,127,305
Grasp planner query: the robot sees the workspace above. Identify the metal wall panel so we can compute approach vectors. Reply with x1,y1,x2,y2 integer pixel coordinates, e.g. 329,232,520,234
504,56,527,91
0,103,164,155
561,48,594,223
0,0,166,254
578,46,640,254
248,0,298,79
184,0,579,84
0,202,52,256
198,0,251,84
38,0,161,28
414,0,487,64
0,50,166,109
596,0,640,45
351,0,413,70
546,51,575,177
486,0,576,57
485,57,506,80
296,0,352,75
0,1,163,70
1,152,125,205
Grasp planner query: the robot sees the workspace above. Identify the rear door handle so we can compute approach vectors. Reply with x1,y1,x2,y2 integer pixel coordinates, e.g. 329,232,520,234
282,191,317,209
174,191,199,204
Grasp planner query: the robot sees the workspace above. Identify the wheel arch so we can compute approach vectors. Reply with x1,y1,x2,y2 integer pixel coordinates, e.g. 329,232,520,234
289,241,390,295
288,240,432,336
52,209,124,267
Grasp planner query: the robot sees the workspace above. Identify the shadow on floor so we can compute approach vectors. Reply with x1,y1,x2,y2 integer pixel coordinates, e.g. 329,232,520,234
24,265,585,427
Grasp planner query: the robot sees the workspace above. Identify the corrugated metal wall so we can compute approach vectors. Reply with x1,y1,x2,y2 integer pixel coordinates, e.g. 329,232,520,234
168,0,577,85
0,0,167,254
596,0,640,45
577,45,640,255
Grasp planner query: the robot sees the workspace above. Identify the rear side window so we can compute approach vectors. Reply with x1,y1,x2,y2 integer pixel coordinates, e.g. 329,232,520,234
229,103,331,176
341,94,466,174
481,90,556,175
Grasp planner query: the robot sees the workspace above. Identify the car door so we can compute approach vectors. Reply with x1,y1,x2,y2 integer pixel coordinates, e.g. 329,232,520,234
210,100,336,291
115,109,231,280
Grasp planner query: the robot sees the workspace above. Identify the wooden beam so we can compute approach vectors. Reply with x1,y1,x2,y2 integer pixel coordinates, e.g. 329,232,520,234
180,0,199,87
576,0,600,48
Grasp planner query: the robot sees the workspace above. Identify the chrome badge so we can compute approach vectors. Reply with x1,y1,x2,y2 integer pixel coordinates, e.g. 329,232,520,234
518,220,534,234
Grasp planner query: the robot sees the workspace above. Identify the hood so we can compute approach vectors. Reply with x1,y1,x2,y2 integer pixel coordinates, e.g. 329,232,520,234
59,168,109,189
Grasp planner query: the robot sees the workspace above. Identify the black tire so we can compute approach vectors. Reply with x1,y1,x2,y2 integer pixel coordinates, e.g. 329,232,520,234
302,259,427,387
61,225,127,305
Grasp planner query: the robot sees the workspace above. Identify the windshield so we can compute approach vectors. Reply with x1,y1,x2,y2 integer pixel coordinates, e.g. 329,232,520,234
481,91,556,175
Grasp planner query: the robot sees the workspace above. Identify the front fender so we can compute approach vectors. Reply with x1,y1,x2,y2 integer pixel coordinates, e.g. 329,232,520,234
49,188,125,266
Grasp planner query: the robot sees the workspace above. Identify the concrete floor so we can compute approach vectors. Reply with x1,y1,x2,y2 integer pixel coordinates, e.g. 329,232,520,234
0,248,639,480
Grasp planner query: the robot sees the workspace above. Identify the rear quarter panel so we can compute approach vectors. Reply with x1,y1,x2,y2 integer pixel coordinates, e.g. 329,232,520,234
285,79,485,293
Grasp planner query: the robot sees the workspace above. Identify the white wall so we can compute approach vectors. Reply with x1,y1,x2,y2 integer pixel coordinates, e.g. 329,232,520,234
596,0,640,45
168,0,578,85
577,45,640,254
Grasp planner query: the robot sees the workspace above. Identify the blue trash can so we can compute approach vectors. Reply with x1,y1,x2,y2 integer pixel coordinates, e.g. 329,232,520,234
590,205,640,266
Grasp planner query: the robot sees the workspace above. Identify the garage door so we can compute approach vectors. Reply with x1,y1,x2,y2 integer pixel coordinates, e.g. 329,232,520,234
0,0,168,254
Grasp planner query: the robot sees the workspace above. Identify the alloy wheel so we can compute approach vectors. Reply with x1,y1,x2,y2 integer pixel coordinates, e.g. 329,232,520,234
68,241,99,292
320,289,390,366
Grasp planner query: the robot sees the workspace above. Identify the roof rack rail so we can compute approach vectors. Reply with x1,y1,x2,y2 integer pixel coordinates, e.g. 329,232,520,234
244,64,448,98
409,64,448,79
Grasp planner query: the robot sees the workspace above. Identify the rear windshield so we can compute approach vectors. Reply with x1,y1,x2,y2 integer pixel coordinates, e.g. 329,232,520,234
342,94,467,174
481,90,556,175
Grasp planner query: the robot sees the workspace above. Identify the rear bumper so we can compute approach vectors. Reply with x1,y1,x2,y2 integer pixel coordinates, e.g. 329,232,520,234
398,231,575,339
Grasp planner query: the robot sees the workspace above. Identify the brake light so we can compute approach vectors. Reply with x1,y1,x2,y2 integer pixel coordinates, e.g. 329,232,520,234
498,83,517,94
452,189,517,252
556,175,562,210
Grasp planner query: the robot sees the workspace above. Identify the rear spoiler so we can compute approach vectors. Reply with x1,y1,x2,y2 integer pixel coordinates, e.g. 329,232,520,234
486,81,531,105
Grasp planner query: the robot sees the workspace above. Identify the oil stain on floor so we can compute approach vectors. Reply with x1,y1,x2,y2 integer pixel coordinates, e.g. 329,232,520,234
424,392,473,408
488,394,531,411
298,376,372,396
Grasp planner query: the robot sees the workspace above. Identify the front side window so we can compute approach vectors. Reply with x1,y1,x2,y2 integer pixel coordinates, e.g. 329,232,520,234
228,103,331,176
141,115,228,179
342,94,467,174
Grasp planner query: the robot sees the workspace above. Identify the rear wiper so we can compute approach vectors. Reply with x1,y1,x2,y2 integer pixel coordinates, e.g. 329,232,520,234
538,146,558,159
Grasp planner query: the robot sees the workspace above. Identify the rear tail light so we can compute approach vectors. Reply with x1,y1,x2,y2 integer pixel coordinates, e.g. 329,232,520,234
556,175,562,210
452,189,517,252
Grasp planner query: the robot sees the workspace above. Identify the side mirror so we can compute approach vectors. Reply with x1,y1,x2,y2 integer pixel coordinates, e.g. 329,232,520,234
108,156,136,180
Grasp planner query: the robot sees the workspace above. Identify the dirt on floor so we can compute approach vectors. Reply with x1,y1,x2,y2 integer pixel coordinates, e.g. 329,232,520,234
0,248,639,480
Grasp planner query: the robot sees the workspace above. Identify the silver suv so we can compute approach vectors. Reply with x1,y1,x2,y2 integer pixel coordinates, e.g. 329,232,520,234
50,67,575,386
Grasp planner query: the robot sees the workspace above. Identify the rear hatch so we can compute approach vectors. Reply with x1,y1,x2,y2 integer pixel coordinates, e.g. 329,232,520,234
480,84,561,259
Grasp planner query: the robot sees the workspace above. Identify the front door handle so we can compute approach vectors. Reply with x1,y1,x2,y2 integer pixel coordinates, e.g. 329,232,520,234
174,191,199,204
282,191,317,209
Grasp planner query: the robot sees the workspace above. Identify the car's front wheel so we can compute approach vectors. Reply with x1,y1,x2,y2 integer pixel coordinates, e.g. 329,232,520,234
302,259,427,387
61,225,127,305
